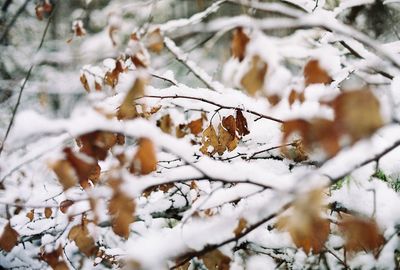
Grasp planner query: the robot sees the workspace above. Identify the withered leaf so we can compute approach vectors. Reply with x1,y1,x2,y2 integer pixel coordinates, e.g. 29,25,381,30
277,189,330,254
147,28,164,53
235,110,250,137
80,74,90,92
200,249,231,270
333,89,383,142
267,94,281,106
77,131,118,161
64,148,97,188
44,207,52,218
0,223,19,252
51,159,77,190
234,218,248,237
68,222,97,256
241,56,267,95
288,89,305,106
231,27,249,61
72,20,86,37
108,179,136,238
26,209,34,221
339,215,384,254
59,200,74,214
157,114,173,134
130,138,157,175
40,245,69,270
176,124,187,138
117,77,146,120
105,60,124,88
200,124,219,156
187,117,204,135
304,59,332,86
282,119,340,157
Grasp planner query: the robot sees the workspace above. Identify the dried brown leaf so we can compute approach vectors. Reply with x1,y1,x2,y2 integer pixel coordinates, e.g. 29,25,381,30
231,27,249,61
241,56,267,95
117,77,146,120
147,28,164,53
304,60,332,86
235,110,250,137
277,189,330,254
68,222,97,256
0,223,19,252
130,138,157,175
339,215,384,254
201,249,231,270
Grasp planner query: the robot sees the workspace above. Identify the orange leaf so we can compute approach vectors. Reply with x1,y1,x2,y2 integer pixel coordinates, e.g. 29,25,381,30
304,59,332,86
187,117,204,135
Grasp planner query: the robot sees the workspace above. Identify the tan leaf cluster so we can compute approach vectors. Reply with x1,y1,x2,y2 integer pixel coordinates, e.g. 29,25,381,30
339,215,384,254
130,138,157,175
200,113,250,156
304,59,332,86
40,245,68,270
0,222,19,252
277,189,330,254
282,89,383,157
117,77,146,120
175,114,207,138
200,250,231,270
231,27,249,62
108,178,136,238
241,56,268,96
68,220,98,256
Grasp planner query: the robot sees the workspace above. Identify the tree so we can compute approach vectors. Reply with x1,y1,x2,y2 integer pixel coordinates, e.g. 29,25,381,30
1,0,400,269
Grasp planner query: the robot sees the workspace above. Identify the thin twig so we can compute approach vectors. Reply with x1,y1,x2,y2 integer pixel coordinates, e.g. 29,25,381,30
0,0,58,156
137,94,284,123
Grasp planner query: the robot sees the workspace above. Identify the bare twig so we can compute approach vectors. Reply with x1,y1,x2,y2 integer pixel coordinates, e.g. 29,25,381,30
0,0,58,156
137,94,284,123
